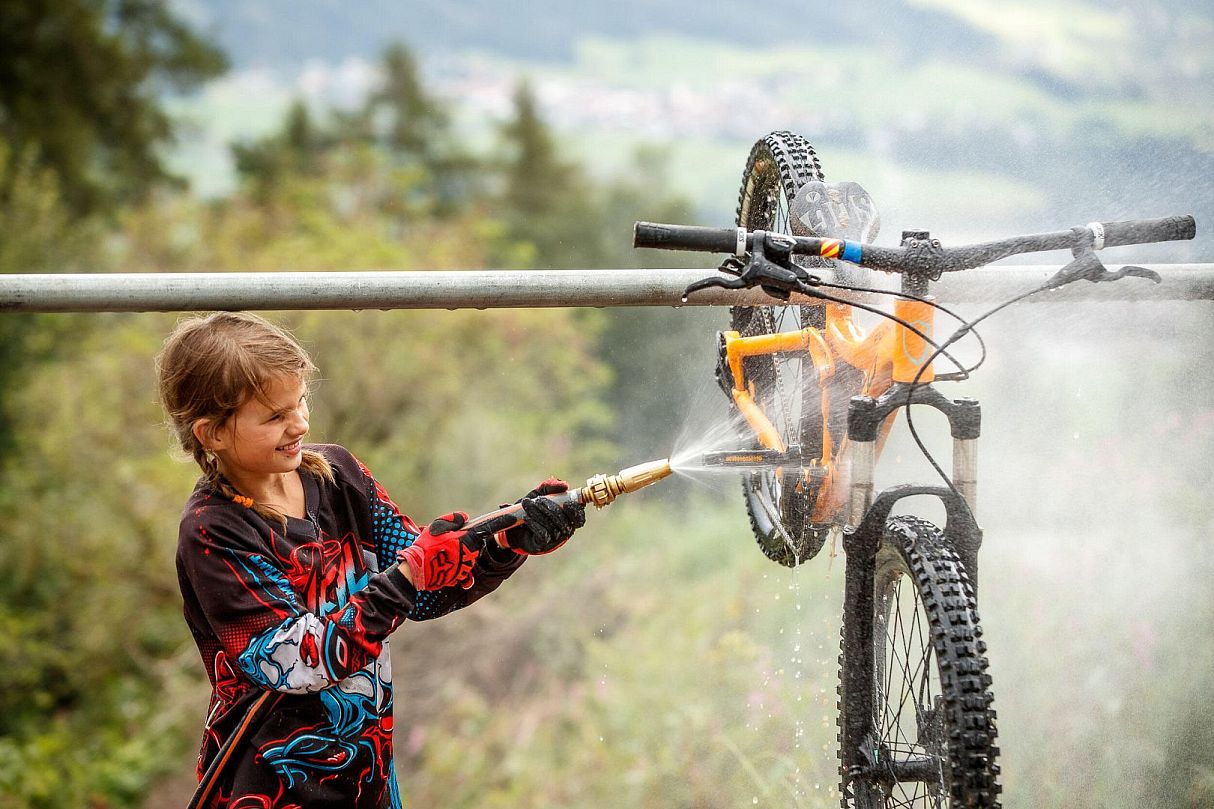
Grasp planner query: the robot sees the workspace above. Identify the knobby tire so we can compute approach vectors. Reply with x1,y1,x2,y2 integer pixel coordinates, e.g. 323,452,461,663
728,130,831,566
838,516,1000,808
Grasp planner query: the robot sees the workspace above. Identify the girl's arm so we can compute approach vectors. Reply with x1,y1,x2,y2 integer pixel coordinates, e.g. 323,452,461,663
350,453,526,622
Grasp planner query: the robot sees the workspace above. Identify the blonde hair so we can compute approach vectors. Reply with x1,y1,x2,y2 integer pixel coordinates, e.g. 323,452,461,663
156,312,334,527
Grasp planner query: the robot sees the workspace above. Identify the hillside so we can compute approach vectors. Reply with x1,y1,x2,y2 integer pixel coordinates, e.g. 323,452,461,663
169,0,1214,257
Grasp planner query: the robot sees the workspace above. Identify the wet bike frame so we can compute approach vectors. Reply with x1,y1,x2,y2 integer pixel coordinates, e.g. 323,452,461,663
634,153,1194,806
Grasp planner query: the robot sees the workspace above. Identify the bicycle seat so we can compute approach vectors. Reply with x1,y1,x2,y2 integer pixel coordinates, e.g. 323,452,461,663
790,180,881,243
790,180,879,287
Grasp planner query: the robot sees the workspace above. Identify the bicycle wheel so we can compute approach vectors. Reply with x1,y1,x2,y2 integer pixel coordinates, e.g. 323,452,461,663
838,517,1000,808
727,130,830,566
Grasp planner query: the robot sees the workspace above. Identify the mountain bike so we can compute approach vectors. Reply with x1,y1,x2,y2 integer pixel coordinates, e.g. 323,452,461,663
633,130,1196,808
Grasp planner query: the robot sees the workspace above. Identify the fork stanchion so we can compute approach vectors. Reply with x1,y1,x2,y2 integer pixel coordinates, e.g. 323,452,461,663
952,439,978,516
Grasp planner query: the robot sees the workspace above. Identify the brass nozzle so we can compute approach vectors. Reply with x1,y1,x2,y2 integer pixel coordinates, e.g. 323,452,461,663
579,458,673,508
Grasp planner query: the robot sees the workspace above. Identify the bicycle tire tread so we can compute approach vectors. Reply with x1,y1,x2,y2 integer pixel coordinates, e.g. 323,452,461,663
837,516,1001,808
729,130,829,567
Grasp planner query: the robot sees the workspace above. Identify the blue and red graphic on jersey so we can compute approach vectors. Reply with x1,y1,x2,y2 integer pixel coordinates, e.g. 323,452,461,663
259,667,396,801
220,523,400,806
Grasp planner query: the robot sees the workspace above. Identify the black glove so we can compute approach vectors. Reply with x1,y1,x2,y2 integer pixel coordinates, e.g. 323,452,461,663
500,478,586,555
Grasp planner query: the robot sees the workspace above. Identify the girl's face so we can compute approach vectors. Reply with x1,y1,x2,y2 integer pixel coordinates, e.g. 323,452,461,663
201,374,310,484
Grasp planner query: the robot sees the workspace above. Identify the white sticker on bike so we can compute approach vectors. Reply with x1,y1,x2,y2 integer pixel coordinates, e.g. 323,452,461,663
902,319,933,366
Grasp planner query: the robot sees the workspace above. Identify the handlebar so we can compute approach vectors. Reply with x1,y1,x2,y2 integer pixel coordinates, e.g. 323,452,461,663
1099,216,1196,248
633,215,1196,275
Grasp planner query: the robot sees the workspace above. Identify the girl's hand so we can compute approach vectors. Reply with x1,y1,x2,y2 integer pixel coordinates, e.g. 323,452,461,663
397,513,485,590
499,479,586,555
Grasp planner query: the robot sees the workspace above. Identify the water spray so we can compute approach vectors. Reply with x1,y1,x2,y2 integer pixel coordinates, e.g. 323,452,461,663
465,459,674,536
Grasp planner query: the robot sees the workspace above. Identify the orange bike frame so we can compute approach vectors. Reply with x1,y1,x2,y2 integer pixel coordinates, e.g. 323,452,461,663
721,297,937,525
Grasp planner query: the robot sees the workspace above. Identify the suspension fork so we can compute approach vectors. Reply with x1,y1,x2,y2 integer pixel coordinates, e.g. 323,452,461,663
839,388,984,788
844,386,983,577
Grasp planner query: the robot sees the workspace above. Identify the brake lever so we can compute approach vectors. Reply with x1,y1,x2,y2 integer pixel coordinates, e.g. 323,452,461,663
1045,249,1162,290
681,234,824,302
681,274,749,301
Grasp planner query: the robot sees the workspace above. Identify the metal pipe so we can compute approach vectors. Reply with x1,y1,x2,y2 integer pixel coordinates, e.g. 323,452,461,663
2,264,1212,313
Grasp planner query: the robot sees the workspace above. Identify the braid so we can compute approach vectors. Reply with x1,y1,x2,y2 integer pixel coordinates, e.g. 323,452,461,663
192,442,288,529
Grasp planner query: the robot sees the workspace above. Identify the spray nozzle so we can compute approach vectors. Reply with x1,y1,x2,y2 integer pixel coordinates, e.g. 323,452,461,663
465,459,673,536
578,459,673,508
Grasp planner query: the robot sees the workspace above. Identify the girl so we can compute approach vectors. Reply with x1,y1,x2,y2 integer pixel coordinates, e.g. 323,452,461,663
157,312,584,808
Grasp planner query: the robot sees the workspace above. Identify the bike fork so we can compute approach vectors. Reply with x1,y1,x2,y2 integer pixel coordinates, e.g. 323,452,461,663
844,386,983,579
838,388,985,795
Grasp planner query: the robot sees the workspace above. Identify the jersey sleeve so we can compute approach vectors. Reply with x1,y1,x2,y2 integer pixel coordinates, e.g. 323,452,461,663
344,450,527,622
178,507,416,695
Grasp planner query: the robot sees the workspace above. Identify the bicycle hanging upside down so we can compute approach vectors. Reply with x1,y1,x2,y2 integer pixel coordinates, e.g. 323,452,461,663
633,130,1196,809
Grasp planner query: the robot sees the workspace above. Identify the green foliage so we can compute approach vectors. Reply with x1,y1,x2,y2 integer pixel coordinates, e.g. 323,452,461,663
0,315,205,809
233,43,479,218
0,0,227,216
230,100,330,200
366,43,451,159
0,143,102,464
388,493,849,808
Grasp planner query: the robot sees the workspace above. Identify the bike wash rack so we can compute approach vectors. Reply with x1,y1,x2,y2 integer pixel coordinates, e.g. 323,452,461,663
2,264,1214,312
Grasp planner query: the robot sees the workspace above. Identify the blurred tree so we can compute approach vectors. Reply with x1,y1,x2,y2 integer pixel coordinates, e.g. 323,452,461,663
493,79,600,268
0,0,227,217
499,80,575,219
232,99,329,201
368,43,449,159
0,144,101,467
359,42,478,218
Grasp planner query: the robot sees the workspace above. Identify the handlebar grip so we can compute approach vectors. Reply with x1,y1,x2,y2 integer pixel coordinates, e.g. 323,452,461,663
633,221,740,252
1100,215,1196,248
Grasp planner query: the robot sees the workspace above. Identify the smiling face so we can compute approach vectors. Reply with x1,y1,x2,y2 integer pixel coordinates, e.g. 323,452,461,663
194,374,311,494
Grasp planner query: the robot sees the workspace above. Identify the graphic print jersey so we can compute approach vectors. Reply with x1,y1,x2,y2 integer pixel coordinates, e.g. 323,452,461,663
176,444,524,808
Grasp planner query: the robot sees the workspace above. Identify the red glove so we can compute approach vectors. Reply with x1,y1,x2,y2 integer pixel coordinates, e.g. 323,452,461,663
397,512,485,590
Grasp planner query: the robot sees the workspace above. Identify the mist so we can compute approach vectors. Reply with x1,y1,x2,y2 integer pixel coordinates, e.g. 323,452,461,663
601,284,1213,806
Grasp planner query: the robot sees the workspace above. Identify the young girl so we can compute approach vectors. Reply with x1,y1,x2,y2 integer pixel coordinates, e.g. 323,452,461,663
157,312,584,808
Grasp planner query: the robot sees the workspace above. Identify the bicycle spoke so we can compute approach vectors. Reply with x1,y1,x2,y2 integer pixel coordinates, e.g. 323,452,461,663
876,560,953,809
889,581,922,752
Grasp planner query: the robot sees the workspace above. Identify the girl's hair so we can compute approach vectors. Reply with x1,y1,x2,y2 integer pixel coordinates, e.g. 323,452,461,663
156,312,334,527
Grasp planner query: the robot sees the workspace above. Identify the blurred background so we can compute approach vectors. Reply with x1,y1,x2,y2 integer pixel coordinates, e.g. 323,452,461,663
0,1,1211,807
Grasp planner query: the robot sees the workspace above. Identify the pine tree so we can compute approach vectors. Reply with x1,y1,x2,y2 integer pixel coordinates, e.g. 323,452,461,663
370,43,449,159
0,0,228,216
499,80,577,219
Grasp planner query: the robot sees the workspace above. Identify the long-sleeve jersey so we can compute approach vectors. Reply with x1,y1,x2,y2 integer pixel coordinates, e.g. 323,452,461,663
176,444,524,808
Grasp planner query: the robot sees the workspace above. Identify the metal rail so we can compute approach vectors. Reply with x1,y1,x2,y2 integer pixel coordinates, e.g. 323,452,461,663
2,264,1212,313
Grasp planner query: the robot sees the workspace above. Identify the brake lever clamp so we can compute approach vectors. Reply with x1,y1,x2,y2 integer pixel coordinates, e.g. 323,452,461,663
681,233,822,302
1045,248,1162,290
